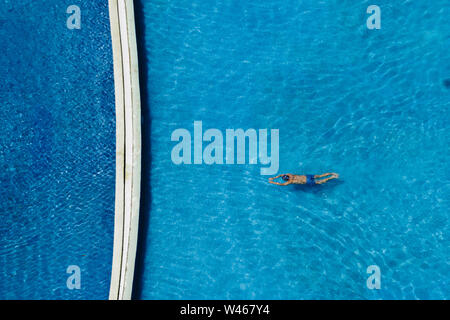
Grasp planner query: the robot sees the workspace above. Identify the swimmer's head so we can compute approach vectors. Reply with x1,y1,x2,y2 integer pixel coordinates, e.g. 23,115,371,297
282,175,289,181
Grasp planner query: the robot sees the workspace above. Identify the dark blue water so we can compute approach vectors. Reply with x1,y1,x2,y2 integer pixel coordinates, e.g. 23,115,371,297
134,0,449,299
0,1,115,299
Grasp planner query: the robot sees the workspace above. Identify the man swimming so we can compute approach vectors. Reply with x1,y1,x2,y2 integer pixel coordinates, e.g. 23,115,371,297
268,173,339,186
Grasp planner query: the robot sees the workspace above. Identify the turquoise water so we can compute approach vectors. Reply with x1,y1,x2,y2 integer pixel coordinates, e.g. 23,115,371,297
0,1,115,299
134,0,449,299
0,0,448,301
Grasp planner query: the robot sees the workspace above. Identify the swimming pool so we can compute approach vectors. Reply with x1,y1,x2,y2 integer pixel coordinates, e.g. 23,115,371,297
0,1,115,299
0,0,448,300
133,0,449,299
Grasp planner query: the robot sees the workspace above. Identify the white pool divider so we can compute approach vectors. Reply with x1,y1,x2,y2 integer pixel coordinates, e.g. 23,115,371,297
108,0,142,300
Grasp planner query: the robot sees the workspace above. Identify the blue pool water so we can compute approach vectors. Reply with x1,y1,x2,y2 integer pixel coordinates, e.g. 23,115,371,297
134,0,449,299
0,1,115,299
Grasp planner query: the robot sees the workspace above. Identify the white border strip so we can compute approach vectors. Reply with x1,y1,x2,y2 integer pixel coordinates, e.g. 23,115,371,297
108,0,142,300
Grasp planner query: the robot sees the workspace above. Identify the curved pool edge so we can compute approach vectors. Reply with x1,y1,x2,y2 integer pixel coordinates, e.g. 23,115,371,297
108,0,142,300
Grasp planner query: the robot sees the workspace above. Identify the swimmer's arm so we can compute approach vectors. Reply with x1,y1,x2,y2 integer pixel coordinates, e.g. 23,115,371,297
268,180,290,186
268,174,283,184
269,174,283,181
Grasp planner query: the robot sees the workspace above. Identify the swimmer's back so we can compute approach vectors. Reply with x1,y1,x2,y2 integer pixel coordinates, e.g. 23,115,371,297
292,174,307,184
